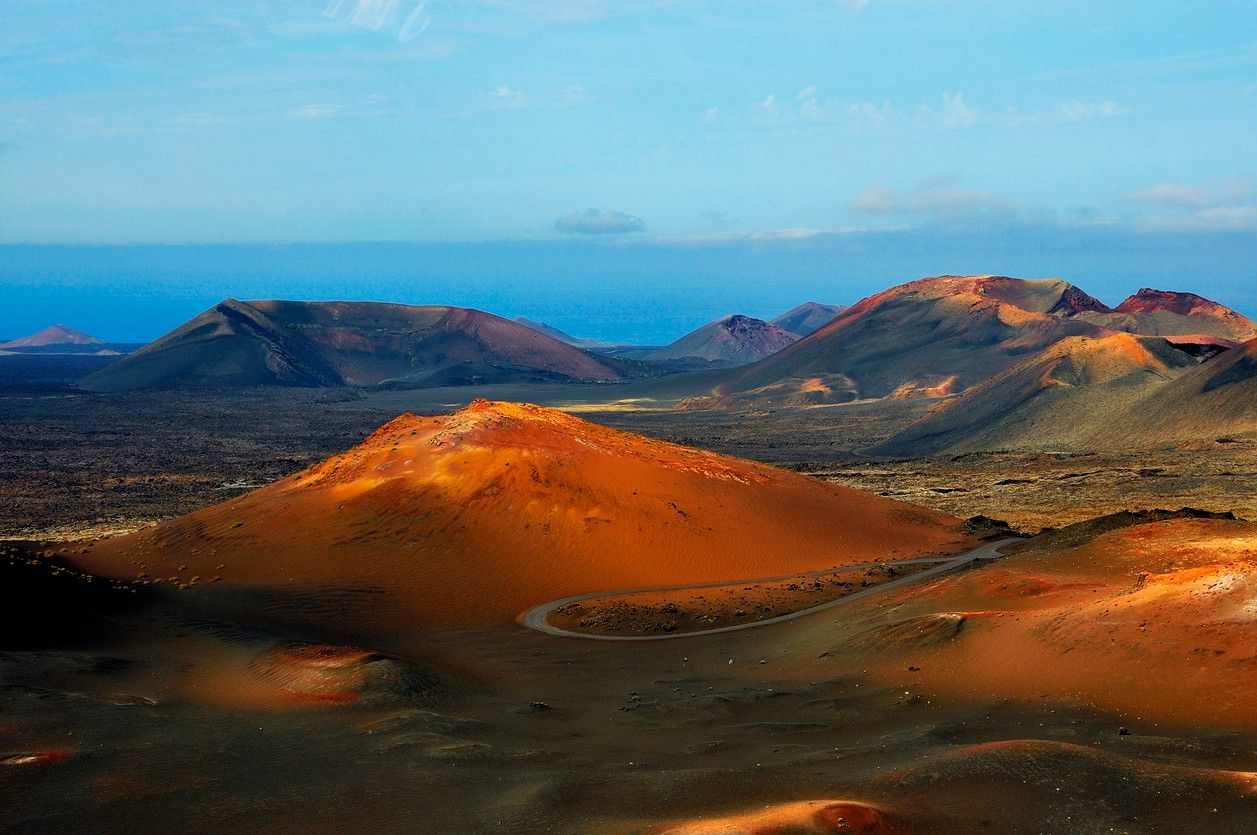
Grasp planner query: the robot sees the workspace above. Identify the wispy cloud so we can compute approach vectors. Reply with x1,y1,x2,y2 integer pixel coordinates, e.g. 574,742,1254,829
173,112,229,128
290,103,343,119
939,91,979,129
850,181,1042,228
746,89,1120,132
323,0,431,43
992,99,1126,127
483,84,590,111
647,225,886,246
488,85,526,109
932,93,1125,129
852,183,1013,215
555,208,645,235
1123,180,1250,208
1141,206,1257,232
465,1,694,25
1124,179,1257,231
750,86,891,129
1054,99,1123,121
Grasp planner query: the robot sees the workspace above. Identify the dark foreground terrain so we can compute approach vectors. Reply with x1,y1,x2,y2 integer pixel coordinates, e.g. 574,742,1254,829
4,528,1256,833
3,364,1256,833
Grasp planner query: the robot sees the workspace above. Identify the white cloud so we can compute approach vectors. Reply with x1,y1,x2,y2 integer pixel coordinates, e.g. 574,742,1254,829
1124,179,1257,231
700,106,720,124
846,101,893,126
489,85,526,109
796,86,823,120
1055,99,1122,121
997,99,1126,127
749,89,891,128
323,0,431,43
850,181,1033,228
940,91,979,129
555,208,645,235
483,85,592,110
745,90,1116,133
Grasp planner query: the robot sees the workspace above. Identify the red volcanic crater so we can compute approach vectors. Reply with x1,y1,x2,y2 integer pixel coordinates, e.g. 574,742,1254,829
1118,288,1240,318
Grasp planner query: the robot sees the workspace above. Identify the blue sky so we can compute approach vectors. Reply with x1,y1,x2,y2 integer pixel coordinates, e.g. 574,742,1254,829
3,0,1255,242
1,2,1255,341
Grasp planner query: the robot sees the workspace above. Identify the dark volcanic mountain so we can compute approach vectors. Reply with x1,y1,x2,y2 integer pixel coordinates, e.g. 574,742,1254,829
716,276,1114,405
713,276,1256,407
1,324,103,349
770,302,848,337
630,314,800,367
80,300,633,391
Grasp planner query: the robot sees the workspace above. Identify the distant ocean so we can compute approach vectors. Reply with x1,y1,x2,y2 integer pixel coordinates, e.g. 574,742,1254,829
3,227,1254,345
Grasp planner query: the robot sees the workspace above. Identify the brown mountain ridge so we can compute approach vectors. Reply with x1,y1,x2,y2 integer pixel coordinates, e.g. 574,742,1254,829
80,300,635,391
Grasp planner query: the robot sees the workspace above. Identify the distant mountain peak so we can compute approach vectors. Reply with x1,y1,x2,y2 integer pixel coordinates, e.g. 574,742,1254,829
770,302,849,337
512,317,608,349
1050,284,1112,316
1,324,103,348
642,314,799,366
1117,288,1236,318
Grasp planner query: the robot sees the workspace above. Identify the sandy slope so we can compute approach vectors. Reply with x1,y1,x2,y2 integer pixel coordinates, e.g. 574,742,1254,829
74,400,971,632
819,516,1257,725
871,333,1200,456
1109,336,1257,444
874,334,1257,456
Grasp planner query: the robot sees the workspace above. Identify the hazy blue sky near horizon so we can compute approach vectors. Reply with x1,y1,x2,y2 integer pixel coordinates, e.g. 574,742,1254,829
1,1,1255,341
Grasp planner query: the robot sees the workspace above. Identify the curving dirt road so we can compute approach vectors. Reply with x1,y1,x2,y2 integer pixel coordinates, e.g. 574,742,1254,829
520,538,1021,641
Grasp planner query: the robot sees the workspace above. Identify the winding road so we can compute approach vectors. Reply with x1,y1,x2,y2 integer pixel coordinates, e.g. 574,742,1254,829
521,537,1020,641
